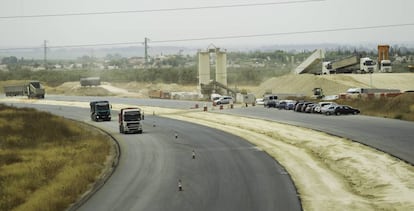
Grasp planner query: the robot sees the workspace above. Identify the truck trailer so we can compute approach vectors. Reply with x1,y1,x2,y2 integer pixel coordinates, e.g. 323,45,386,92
148,90,171,99
3,81,45,98
119,107,143,134
322,56,376,74
80,77,101,86
90,101,111,121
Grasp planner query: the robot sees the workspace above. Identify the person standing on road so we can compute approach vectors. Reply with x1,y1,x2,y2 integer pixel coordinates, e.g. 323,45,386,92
192,150,196,159
174,132,178,139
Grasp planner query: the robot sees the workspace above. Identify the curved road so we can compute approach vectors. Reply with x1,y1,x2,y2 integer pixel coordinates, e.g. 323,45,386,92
45,95,414,164
8,102,301,211
219,106,414,165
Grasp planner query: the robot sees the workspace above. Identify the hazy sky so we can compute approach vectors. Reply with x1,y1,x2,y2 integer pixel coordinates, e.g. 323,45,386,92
1,0,413,49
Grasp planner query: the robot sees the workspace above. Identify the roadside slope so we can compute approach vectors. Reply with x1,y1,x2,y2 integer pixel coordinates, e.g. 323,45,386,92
253,73,414,96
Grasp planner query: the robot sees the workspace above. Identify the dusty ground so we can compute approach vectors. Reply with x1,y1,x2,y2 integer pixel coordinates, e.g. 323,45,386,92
253,73,414,97
2,98,414,211
45,81,199,98
2,73,414,210
2,73,414,98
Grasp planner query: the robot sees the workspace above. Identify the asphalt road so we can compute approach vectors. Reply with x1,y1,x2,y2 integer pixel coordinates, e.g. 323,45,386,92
218,106,414,165
7,102,301,211
45,95,414,164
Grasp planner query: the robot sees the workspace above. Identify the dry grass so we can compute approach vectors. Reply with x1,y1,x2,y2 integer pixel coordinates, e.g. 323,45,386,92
336,92,414,121
0,104,111,211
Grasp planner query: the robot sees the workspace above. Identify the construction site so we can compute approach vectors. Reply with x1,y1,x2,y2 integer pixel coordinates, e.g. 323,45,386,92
294,45,394,75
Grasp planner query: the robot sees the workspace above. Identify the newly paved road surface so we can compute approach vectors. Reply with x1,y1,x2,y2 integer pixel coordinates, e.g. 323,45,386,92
219,106,414,165
7,95,414,211
45,95,414,164
8,103,301,211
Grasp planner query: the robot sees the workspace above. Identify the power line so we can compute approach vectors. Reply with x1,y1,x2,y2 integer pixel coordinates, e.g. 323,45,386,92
0,22,413,51
0,41,144,51
150,23,414,43
0,0,324,19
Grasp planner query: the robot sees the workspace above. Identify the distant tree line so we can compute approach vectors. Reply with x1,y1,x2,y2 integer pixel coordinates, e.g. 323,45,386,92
1,46,413,86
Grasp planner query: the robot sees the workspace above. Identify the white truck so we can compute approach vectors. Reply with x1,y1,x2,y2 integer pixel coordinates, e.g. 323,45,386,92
119,107,143,134
379,60,392,73
322,56,376,74
359,57,376,73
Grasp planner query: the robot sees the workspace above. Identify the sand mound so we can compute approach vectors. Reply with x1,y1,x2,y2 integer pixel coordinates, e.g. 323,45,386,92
253,73,414,96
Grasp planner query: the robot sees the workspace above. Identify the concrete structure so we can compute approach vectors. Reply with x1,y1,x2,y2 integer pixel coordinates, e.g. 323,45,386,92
215,50,227,86
294,49,325,74
198,46,227,88
378,45,390,63
198,51,210,87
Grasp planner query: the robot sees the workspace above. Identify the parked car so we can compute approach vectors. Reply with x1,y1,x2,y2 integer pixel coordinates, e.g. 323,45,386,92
334,105,360,115
255,98,264,105
304,103,317,113
314,102,337,113
321,105,338,115
277,100,287,109
294,102,303,112
214,96,233,105
301,102,314,112
286,101,296,110
267,100,278,108
263,94,278,108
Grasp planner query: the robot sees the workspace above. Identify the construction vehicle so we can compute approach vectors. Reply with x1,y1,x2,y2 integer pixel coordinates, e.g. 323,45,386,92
148,90,171,99
80,77,101,86
379,60,392,72
360,57,376,73
312,88,324,99
119,107,143,134
90,101,111,121
3,80,45,98
322,56,376,74
346,88,400,94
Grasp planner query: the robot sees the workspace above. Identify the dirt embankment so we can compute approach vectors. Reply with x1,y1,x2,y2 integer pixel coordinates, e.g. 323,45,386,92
139,105,414,211
4,73,412,99
252,73,414,96
44,81,198,98
160,109,414,211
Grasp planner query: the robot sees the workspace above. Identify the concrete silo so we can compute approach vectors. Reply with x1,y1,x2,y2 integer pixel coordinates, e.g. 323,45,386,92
198,51,210,87
215,49,227,86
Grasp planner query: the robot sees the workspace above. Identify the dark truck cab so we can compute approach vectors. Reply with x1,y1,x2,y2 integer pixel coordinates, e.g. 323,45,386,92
90,101,111,121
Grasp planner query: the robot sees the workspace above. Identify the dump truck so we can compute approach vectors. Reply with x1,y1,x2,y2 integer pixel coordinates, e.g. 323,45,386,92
119,107,143,134
322,56,376,74
80,77,101,86
90,101,111,121
148,90,171,99
3,81,45,98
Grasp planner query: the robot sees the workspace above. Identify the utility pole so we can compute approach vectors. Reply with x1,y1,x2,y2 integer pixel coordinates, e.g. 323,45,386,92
43,40,48,69
144,37,148,68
